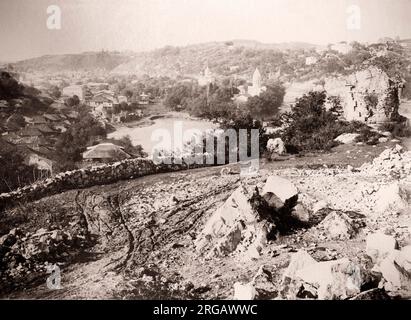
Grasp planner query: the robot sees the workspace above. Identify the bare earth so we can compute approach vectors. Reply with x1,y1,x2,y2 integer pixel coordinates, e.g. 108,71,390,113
1,140,410,299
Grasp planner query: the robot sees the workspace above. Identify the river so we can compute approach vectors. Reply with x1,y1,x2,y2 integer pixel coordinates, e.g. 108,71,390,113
107,113,219,155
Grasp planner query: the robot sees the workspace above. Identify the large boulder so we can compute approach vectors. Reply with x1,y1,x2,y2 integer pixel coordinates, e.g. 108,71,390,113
294,258,362,300
195,185,254,255
266,138,286,156
374,250,411,293
374,182,410,214
366,232,398,264
282,250,317,281
262,176,298,205
195,185,269,257
314,210,365,240
334,133,360,144
394,245,411,274
281,251,362,300
233,282,256,300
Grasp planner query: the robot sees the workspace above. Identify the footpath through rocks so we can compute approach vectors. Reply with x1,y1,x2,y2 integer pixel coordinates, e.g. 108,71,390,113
0,145,410,299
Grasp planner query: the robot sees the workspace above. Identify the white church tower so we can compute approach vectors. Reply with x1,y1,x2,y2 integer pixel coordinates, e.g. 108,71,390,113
249,67,263,96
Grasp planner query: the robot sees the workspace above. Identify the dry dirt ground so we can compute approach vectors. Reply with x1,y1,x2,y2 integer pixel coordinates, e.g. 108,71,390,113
0,140,410,299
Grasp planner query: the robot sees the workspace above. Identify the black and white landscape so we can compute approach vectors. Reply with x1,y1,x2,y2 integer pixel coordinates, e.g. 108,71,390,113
0,0,411,300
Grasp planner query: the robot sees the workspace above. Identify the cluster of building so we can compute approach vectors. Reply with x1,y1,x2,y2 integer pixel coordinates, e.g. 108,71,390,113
61,83,147,122
197,65,267,103
1,110,80,175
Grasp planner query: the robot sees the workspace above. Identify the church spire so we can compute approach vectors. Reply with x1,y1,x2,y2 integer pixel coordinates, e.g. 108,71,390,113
252,67,261,90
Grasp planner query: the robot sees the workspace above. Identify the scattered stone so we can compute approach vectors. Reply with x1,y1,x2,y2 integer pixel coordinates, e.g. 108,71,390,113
360,145,411,178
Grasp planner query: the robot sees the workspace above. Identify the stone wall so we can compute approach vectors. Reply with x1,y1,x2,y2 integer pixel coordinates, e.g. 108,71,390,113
0,157,211,210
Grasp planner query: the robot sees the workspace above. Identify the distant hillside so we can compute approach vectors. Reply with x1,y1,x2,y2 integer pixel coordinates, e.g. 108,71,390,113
12,51,133,72
111,40,320,78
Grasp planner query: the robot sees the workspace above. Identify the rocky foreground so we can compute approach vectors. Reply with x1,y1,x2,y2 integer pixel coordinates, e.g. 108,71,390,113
0,144,410,300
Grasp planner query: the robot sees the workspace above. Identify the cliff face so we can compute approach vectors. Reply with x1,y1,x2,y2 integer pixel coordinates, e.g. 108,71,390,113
343,67,401,124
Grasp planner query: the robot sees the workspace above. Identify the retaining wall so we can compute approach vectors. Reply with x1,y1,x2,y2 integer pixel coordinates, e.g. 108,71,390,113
0,157,212,210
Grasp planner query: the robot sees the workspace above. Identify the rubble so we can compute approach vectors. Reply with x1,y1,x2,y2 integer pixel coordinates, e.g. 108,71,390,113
0,225,88,288
360,145,411,178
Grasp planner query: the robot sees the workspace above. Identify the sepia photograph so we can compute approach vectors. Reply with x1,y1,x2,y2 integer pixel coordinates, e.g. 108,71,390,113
0,0,411,308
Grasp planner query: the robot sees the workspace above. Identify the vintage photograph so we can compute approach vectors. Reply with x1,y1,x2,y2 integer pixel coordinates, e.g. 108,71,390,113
0,0,410,302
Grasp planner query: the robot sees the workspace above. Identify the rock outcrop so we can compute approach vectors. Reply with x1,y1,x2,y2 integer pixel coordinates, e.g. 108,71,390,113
343,67,401,124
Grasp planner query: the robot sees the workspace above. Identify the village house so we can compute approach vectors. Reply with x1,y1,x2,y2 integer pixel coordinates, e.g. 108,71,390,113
118,95,128,104
139,92,150,105
32,124,57,136
89,91,119,119
43,114,61,123
86,82,109,94
28,115,47,125
17,126,43,137
82,143,130,163
62,85,86,101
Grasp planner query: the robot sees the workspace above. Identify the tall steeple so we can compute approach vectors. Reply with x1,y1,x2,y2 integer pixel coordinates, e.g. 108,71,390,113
204,64,211,77
252,68,261,90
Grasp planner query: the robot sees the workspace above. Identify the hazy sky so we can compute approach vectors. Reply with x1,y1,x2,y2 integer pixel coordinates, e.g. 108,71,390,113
1,0,411,61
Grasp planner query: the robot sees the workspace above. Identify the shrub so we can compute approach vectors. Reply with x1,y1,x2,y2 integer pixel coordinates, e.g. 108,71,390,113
355,127,381,145
379,121,411,138
281,91,343,151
